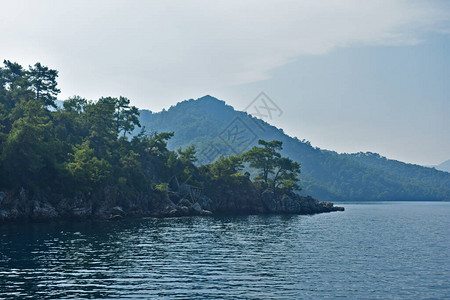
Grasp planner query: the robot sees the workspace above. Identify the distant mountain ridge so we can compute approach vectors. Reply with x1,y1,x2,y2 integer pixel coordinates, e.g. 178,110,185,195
135,95,450,201
57,97,449,201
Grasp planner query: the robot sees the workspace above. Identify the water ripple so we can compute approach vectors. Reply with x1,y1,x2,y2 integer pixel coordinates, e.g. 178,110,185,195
1,202,449,299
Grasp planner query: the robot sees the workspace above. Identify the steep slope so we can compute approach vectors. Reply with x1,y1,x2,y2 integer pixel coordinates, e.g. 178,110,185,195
138,95,450,201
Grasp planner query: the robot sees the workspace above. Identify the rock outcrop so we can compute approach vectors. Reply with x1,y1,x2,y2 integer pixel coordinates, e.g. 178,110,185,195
0,185,343,224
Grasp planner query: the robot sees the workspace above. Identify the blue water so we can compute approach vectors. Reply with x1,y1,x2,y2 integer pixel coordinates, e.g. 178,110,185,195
0,202,449,299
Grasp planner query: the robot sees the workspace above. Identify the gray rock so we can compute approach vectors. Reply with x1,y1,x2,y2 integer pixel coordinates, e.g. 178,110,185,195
110,206,125,216
191,202,202,213
168,209,179,216
32,201,59,221
197,195,213,211
261,191,279,212
109,214,123,221
72,207,92,217
57,195,92,218
178,205,189,215
200,209,213,216
177,198,192,207
0,183,343,224
260,191,342,214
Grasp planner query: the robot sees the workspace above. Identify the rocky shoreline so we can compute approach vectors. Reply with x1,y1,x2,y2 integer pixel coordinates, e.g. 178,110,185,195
0,186,344,224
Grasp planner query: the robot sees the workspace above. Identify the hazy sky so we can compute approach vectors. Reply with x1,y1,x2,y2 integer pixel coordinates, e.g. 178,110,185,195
1,0,449,165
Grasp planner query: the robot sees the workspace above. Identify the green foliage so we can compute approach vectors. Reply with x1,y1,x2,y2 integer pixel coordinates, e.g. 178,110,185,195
114,96,140,137
137,96,450,201
272,157,301,192
242,140,282,184
0,60,147,196
65,141,112,189
206,155,244,179
63,95,87,113
2,60,28,92
177,145,197,164
3,60,447,204
28,62,60,107
242,140,301,193
154,182,169,193
0,60,302,202
199,140,301,196
1,98,58,190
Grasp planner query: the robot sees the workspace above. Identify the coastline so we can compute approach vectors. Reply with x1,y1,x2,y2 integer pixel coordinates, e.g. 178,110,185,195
0,187,344,225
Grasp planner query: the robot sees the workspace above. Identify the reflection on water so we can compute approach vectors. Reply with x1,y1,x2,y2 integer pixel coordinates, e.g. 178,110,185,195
1,202,449,299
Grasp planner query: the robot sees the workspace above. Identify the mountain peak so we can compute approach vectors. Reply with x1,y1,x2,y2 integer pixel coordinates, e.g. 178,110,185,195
197,95,220,101
166,95,232,115
137,96,450,201
194,95,227,106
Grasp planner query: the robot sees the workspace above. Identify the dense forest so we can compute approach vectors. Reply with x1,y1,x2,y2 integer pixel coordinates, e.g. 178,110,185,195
0,61,339,223
2,59,447,223
138,96,450,201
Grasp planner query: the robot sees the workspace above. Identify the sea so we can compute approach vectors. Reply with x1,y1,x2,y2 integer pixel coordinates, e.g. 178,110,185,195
0,202,449,299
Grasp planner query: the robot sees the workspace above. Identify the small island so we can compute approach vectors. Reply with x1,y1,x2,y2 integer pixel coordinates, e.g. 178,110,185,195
0,61,343,224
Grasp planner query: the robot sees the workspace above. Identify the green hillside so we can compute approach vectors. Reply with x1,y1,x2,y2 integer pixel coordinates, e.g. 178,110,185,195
1,61,341,223
138,95,450,201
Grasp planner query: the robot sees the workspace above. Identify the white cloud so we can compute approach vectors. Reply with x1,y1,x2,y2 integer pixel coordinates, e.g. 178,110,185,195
0,0,449,108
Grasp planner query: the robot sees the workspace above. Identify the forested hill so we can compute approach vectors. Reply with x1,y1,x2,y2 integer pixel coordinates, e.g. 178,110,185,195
1,61,344,223
138,95,450,201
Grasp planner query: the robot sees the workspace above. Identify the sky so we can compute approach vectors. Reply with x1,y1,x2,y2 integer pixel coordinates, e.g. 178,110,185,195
1,0,449,165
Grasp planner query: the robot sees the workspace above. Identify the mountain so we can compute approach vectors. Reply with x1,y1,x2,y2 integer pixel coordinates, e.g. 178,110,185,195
435,159,450,173
137,95,450,201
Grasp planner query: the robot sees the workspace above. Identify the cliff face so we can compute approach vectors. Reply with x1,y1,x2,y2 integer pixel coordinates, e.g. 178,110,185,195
0,183,343,224
0,187,161,223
